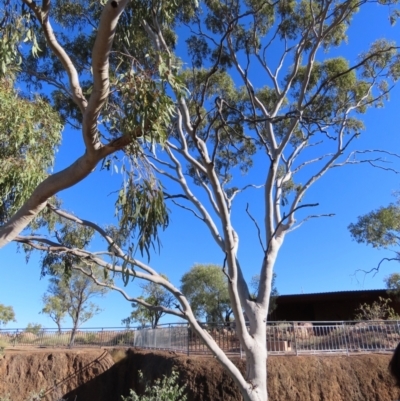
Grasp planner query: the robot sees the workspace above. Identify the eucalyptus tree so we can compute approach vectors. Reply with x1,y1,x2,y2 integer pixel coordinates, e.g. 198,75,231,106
181,264,233,324
43,267,109,346
4,0,400,400
41,294,67,334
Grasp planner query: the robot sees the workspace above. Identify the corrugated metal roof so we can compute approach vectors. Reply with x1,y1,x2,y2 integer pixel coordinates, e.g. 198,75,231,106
278,289,386,297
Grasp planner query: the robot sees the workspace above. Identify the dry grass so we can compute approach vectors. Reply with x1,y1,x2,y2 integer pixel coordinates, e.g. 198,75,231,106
109,348,128,363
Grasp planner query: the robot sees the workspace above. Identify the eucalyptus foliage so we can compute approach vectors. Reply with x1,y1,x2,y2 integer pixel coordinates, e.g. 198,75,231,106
349,192,400,270
0,78,62,224
0,304,16,327
349,197,400,249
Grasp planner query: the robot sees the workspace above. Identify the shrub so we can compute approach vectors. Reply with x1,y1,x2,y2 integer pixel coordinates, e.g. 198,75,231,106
354,297,400,320
25,323,43,336
122,370,187,401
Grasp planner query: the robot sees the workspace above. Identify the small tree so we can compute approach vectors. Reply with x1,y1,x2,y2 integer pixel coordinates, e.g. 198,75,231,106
43,267,109,346
122,297,151,329
0,304,16,328
40,295,67,334
122,277,174,329
180,267,279,325
25,323,43,335
385,273,400,294
181,264,232,324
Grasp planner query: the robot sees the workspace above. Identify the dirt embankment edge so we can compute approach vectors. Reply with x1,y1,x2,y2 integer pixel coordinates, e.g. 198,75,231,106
0,348,399,401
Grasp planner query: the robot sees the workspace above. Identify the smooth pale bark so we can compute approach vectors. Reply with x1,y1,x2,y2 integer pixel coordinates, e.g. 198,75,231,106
246,315,268,401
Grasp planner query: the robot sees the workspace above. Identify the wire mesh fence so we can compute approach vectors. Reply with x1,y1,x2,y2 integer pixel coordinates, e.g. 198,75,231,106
1,321,400,355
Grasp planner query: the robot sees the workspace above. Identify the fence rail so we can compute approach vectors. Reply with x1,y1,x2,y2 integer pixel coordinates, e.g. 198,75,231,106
1,321,399,356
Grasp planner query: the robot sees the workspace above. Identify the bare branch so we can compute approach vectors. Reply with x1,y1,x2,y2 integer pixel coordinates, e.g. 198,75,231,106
170,199,204,221
246,204,265,252
286,213,336,233
293,153,334,175
73,264,186,320
333,150,400,173
267,203,319,252
353,257,400,279
228,184,264,203
21,0,87,112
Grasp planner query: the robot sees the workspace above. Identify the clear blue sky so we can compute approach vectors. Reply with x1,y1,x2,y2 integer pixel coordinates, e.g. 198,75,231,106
1,2,400,329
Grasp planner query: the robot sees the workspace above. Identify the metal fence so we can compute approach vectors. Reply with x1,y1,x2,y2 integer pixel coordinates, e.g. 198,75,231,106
1,321,400,355
0,328,135,349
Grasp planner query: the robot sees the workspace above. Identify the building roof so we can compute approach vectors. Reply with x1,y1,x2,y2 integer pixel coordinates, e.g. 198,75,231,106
276,289,388,304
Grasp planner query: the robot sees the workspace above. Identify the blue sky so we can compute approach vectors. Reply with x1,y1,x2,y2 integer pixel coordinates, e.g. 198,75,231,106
1,2,400,330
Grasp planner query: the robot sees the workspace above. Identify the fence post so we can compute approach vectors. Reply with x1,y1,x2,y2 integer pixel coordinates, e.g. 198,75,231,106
293,322,298,356
187,325,190,356
169,324,172,351
13,330,18,347
342,322,349,356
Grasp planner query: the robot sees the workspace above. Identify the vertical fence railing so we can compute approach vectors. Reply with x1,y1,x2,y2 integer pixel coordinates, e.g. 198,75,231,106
1,321,400,355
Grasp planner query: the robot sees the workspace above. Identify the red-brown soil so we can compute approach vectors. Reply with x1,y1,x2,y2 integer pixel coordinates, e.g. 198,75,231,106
0,347,399,401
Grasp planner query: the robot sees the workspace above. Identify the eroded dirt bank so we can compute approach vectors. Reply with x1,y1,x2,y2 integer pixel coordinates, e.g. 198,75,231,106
0,348,399,401
0,349,114,400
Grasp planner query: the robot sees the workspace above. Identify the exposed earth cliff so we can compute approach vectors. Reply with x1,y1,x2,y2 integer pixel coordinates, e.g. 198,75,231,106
0,348,398,401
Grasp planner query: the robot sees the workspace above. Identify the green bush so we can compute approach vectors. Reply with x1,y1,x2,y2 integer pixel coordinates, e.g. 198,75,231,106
25,323,43,336
122,370,187,401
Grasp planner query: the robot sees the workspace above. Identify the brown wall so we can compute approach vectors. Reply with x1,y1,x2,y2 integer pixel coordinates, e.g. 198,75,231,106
271,289,400,321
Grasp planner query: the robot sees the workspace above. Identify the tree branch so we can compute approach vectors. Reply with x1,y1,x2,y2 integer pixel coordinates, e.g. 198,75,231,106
83,0,130,153
246,204,265,252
